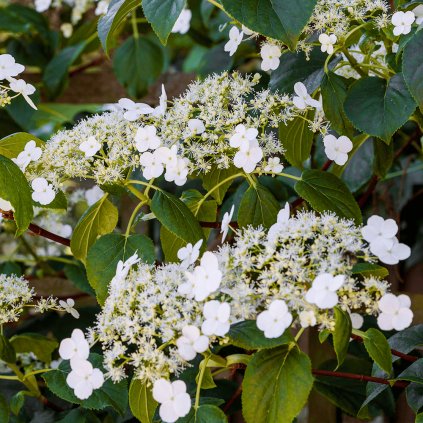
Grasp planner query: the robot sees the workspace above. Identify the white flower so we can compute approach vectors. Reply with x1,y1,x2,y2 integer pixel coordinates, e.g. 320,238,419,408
60,23,73,38
256,300,293,338
350,313,364,329
242,25,255,36
85,186,104,206
299,310,317,328
268,202,290,242
0,54,24,80
140,150,165,180
171,9,192,34
95,0,108,15
233,139,263,173
177,239,203,269
179,252,222,301
79,136,101,158
292,82,321,110
318,33,337,54
413,5,423,25
377,293,413,331
361,215,398,245
187,119,205,136
201,300,231,336
9,79,37,110
31,178,56,205
260,44,282,71
110,253,140,287
323,134,353,165
135,125,161,152
0,198,13,212
12,140,42,171
153,379,191,423
224,27,243,56
264,157,283,173
156,145,178,169
59,329,89,367
305,273,345,309
66,360,104,400
34,0,51,12
176,325,209,361
59,298,80,319
221,204,234,242
229,124,258,152
164,157,190,186
370,237,411,265
118,98,155,121
392,11,415,36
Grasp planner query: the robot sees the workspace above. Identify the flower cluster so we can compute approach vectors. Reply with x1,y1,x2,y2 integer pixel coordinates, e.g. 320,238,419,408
26,72,323,187
0,54,36,109
92,209,412,391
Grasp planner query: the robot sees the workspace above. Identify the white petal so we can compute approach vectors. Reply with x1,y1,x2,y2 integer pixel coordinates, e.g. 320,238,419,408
59,339,75,360
397,294,411,308
378,293,399,313
193,335,209,353
377,313,394,331
153,379,173,403
74,381,93,400
90,368,104,389
173,392,191,417
392,308,413,330
159,402,178,423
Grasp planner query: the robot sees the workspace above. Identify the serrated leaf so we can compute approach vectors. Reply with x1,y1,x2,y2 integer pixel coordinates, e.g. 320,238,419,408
142,0,186,45
70,195,118,263
333,307,352,368
228,320,294,350
397,358,423,384
238,183,279,229
344,74,416,143
98,0,139,53
294,169,362,224
0,155,33,236
220,0,317,50
242,346,313,423
362,329,392,374
86,233,155,304
129,378,157,423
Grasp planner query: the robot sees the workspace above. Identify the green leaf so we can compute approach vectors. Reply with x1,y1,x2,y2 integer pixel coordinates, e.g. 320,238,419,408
10,333,58,363
0,132,44,159
151,190,204,261
220,0,317,50
352,263,389,278
362,329,392,375
242,346,313,423
373,138,394,178
98,0,139,53
294,169,362,224
278,110,314,169
142,0,186,45
10,392,25,416
397,358,423,384
0,155,33,236
43,353,128,414
0,335,16,363
407,383,423,414
344,74,417,143
403,28,423,112
113,35,165,98
228,320,294,350
70,195,118,263
238,183,279,229
0,393,9,423
86,233,155,304
201,166,240,205
195,404,227,422
196,360,217,390
129,378,157,423
64,262,95,295
160,226,188,263
333,307,352,368
321,72,355,136
270,49,337,94
56,408,102,422
417,412,423,423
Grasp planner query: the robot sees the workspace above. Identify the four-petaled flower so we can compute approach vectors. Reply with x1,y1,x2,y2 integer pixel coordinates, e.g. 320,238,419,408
299,310,317,328
177,239,203,269
66,359,104,400
361,215,398,245
233,139,263,173
323,134,352,165
392,11,415,36
9,79,37,110
264,157,283,174
305,273,345,309
135,125,162,152
370,237,411,265
59,298,80,319
292,82,321,110
153,379,191,423
224,27,243,56
79,136,101,158
230,124,258,152
140,150,165,180
377,293,413,331
164,157,190,186
221,204,235,242
0,54,24,80
319,33,337,54
256,300,293,338
59,328,89,367
12,140,42,171
118,98,156,121
201,300,231,336
260,44,282,71
176,325,209,360
31,177,56,205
